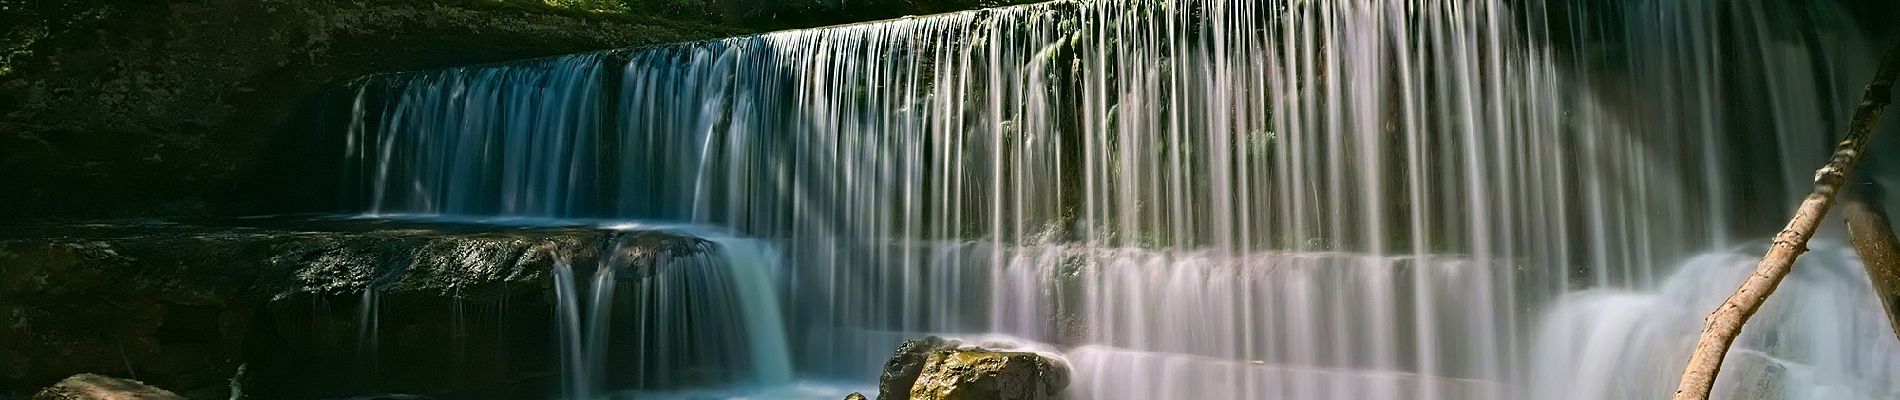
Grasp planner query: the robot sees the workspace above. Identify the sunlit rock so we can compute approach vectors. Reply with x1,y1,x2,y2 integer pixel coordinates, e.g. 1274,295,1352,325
32,374,184,400
878,337,962,400
908,348,1068,400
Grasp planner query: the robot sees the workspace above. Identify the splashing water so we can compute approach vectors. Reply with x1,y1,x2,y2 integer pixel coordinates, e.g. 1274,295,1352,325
335,0,1898,398
1530,243,1900,400
549,231,796,398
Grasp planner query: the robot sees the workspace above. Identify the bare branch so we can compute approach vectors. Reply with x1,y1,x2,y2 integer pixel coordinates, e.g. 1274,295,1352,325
1672,40,1900,400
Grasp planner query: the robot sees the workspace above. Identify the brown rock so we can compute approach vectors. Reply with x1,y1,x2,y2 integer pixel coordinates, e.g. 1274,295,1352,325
877,336,960,400
907,349,1068,400
32,374,184,400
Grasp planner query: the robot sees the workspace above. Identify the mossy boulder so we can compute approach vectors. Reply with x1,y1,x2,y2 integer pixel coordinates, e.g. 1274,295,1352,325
877,336,962,400
875,336,1068,400
908,348,1068,400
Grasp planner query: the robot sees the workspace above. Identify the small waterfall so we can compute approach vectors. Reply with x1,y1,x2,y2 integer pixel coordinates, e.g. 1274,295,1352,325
356,257,408,380
332,0,1897,398
704,237,796,384
551,231,796,398
1529,244,1900,400
1064,346,1499,399
801,244,1516,398
551,256,593,399
356,286,381,373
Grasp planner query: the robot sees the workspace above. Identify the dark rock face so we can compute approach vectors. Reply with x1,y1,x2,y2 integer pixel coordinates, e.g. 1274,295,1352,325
877,336,961,400
31,374,185,400
0,0,741,223
0,217,702,399
0,0,1047,224
908,349,1068,400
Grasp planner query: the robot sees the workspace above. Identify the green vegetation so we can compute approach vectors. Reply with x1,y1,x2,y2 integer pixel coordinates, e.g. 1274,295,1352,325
0,0,114,77
0,0,1054,77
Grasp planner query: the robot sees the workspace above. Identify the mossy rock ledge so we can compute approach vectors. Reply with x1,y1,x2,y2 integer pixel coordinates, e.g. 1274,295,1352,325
0,217,706,399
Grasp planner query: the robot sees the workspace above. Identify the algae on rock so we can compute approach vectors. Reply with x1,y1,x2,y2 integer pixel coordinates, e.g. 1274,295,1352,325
908,349,1068,400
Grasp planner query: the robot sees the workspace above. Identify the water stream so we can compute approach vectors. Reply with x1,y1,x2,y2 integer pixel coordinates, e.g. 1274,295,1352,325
337,0,1896,398
545,227,800,398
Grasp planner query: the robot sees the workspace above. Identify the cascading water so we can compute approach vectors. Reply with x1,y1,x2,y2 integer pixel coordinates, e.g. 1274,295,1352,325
335,0,1898,398
1530,244,1900,400
547,228,800,398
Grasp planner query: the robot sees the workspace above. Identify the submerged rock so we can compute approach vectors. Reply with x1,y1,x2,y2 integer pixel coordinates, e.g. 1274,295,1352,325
32,374,184,400
909,349,1068,400
876,337,1067,400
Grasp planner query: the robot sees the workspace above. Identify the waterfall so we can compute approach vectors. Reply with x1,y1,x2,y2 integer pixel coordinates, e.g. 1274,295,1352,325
336,0,1896,398
548,230,797,398
1529,244,1900,400
707,237,797,384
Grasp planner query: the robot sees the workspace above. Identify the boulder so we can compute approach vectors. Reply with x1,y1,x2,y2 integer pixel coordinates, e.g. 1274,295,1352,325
31,374,184,400
908,349,1068,400
875,336,1068,400
845,393,868,400
877,336,962,400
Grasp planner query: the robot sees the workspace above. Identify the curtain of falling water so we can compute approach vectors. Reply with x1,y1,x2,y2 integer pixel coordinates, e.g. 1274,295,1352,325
339,0,1892,398
552,233,795,397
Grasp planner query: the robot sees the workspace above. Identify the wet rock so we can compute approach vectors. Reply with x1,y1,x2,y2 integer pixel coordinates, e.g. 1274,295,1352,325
845,392,868,400
876,336,1068,400
877,336,962,400
1712,351,1786,400
908,349,1068,400
0,217,704,399
31,374,184,400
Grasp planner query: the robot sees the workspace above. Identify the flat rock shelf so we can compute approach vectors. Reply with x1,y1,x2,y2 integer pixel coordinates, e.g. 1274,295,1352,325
0,216,703,399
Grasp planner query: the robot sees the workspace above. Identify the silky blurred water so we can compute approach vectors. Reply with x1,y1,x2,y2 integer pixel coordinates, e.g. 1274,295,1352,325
337,0,1898,398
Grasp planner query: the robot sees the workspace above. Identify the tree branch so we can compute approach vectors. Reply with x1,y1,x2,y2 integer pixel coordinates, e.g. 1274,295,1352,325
1843,174,1900,341
1672,40,1900,400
